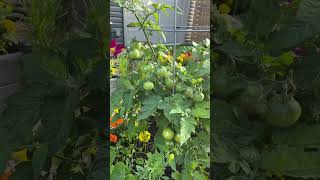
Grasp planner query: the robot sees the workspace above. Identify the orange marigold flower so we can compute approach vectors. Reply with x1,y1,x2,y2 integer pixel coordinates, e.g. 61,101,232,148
181,54,187,59
0,170,13,180
110,117,124,128
110,134,118,143
185,52,192,61
110,122,118,128
116,118,124,125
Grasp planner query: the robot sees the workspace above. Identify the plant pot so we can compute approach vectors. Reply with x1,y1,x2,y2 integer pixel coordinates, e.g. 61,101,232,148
0,52,22,113
110,77,118,95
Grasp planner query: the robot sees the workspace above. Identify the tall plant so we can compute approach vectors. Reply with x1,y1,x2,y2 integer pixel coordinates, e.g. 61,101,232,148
110,0,210,179
0,0,107,179
212,0,320,179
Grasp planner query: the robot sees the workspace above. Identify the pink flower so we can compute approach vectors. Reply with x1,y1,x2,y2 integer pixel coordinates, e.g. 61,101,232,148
293,47,305,57
110,39,125,57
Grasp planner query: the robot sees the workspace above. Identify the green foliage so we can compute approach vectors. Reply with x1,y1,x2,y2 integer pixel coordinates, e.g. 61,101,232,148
110,1,210,178
260,147,320,178
213,0,320,179
267,0,320,52
32,144,48,178
0,0,107,179
0,1,17,53
138,95,162,121
22,0,66,49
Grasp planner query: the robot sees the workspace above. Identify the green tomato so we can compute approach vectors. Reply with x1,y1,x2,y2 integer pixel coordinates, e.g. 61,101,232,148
174,134,181,143
143,81,154,91
162,127,174,140
168,153,175,161
191,79,198,85
156,66,168,78
129,49,141,59
164,71,172,78
197,78,203,83
176,83,184,92
265,96,302,127
140,64,153,73
184,87,194,98
191,161,198,170
136,42,143,50
165,140,174,147
165,79,174,89
193,92,204,102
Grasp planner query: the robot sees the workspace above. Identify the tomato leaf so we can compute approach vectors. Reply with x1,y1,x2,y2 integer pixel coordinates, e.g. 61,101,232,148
180,117,197,146
260,147,320,178
32,144,48,178
110,162,127,180
192,101,210,118
138,95,162,121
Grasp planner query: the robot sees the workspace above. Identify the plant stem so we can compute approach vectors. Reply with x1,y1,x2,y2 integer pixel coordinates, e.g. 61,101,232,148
133,14,156,56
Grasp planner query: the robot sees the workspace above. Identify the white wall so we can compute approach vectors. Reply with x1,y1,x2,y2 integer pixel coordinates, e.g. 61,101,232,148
123,0,191,46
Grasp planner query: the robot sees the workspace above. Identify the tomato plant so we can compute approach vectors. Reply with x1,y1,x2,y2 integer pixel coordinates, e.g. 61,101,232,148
213,0,320,179
110,1,210,179
0,0,108,179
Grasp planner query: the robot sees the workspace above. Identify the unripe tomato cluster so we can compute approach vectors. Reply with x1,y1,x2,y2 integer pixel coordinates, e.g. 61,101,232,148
162,127,181,146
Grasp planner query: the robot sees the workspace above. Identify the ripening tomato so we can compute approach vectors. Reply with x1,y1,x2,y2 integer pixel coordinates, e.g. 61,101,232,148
140,64,153,73
162,127,175,140
192,91,205,102
165,79,174,89
174,134,181,143
143,81,154,91
168,153,175,161
176,83,185,92
129,49,141,59
184,87,194,98
156,66,168,78
265,96,302,127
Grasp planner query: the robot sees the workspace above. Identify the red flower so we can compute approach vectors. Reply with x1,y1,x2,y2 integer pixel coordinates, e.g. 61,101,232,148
110,39,125,57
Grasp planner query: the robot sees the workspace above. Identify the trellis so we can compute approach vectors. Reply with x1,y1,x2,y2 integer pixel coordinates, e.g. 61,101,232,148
127,0,210,93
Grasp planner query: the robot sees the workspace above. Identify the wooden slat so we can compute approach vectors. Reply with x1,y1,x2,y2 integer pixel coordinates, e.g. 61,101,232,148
110,2,124,43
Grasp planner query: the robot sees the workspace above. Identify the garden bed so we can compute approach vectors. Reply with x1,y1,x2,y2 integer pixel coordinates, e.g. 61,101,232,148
110,1,210,179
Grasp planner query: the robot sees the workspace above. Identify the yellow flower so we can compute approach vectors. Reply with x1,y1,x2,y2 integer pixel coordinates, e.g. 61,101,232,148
110,47,116,55
11,148,29,162
114,108,119,113
177,56,184,63
111,67,117,76
181,54,187,59
166,54,173,61
2,19,16,33
138,131,151,142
